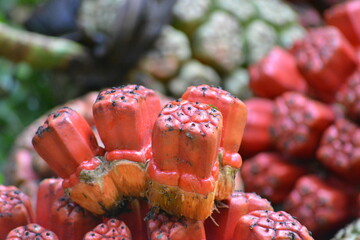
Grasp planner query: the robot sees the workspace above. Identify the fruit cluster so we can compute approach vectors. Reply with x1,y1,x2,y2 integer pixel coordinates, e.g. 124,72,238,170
241,1,360,239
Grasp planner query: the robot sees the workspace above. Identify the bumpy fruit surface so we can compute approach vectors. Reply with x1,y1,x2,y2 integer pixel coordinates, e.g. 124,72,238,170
284,175,350,236
83,218,132,240
271,92,334,158
317,118,360,183
147,100,223,220
249,46,307,99
291,26,357,103
205,191,273,240
182,84,247,200
233,210,314,240
147,210,206,240
0,185,34,239
6,224,58,240
241,152,306,203
331,218,360,240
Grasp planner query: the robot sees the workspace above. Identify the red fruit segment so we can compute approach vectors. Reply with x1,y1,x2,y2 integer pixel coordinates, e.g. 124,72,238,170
0,185,34,239
317,119,360,183
249,47,307,99
147,211,206,240
49,195,101,240
205,191,273,240
148,100,222,220
233,210,314,240
83,219,132,240
271,92,334,158
93,85,161,163
239,98,275,158
182,84,247,168
36,178,64,229
336,70,360,123
283,175,350,236
241,153,306,203
6,224,58,240
292,26,357,102
32,107,102,178
325,0,360,47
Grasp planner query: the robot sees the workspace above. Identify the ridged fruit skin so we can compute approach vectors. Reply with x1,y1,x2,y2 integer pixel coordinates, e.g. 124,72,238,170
32,107,103,178
0,185,34,239
233,210,314,240
271,92,335,158
62,157,121,215
325,0,360,47
291,26,357,103
83,218,132,240
283,175,350,237
6,224,59,240
249,46,307,99
36,178,64,228
147,100,223,220
93,85,161,198
317,118,360,183
336,70,360,123
241,152,306,204
146,210,206,240
239,98,275,158
182,84,247,200
47,195,101,240
331,218,360,240
205,191,273,240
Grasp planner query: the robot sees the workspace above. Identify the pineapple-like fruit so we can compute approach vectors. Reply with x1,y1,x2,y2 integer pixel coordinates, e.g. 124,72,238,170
128,0,305,98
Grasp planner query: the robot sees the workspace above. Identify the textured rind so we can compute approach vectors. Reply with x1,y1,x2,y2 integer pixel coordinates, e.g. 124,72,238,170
331,219,360,240
83,218,132,240
233,210,314,240
6,224,59,240
147,210,206,240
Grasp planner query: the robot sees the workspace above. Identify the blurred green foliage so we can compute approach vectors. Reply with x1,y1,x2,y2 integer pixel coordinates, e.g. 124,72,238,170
0,0,57,167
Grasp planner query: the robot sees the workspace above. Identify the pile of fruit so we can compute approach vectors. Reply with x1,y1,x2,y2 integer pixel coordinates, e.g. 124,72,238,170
0,84,315,239
239,0,360,239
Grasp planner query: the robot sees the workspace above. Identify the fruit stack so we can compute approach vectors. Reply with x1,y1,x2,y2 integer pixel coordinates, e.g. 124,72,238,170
240,1,360,239
0,84,314,240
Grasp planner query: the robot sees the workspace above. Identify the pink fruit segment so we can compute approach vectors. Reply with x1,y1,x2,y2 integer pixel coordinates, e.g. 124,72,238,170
6,224,59,240
32,107,103,178
83,219,132,240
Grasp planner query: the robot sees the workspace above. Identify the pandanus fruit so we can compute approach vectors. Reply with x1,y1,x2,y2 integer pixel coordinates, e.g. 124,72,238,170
6,224,59,240
83,218,132,240
147,99,223,220
0,185,34,239
233,210,314,240
182,84,247,200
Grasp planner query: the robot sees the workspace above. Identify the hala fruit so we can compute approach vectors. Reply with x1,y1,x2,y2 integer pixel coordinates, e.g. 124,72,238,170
205,191,273,240
283,175,350,237
291,26,357,103
147,100,223,220
83,219,132,240
146,210,206,240
317,118,360,183
182,84,247,200
6,224,58,240
331,218,360,240
241,152,306,204
232,210,314,240
271,92,335,158
249,46,307,99
0,185,34,239
93,85,161,198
